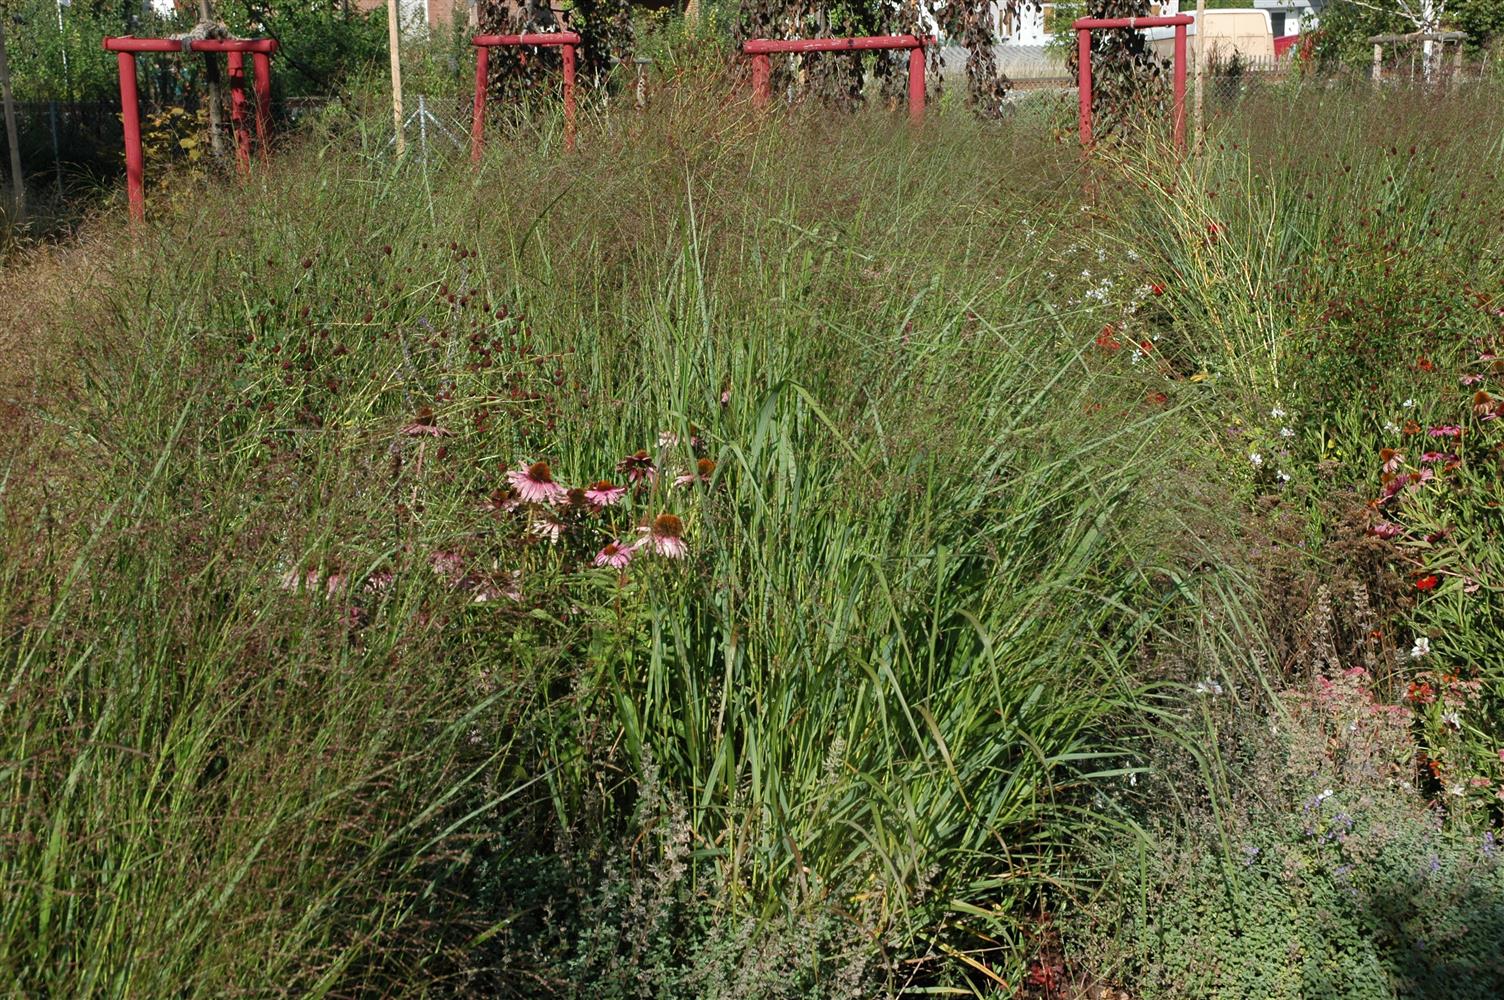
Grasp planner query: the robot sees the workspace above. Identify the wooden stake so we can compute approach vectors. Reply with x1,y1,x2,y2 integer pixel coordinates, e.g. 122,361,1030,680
1192,0,1206,144
387,0,406,156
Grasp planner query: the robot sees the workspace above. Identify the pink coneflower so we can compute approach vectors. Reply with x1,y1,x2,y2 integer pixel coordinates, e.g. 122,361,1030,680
594,541,633,569
401,406,453,437
1461,374,1485,386
529,512,566,544
508,461,567,503
1427,425,1463,438
617,450,657,484
1369,520,1402,539
1419,451,1458,464
1473,391,1496,418
585,480,626,508
674,457,717,488
1380,448,1404,474
641,513,687,559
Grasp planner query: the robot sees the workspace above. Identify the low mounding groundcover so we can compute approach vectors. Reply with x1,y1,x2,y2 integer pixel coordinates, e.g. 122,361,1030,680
1,68,1503,998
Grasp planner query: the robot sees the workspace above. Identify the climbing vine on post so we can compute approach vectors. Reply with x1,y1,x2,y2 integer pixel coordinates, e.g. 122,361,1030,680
477,0,633,111
736,0,1034,117
1065,0,1167,138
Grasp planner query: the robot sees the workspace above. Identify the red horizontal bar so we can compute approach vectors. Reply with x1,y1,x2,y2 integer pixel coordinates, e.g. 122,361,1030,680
743,35,932,54
103,36,279,53
472,32,582,47
1071,15,1193,28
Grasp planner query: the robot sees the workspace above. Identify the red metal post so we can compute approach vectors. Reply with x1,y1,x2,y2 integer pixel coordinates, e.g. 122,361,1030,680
105,36,278,220
1172,22,1187,151
117,51,145,223
227,51,251,176
1072,17,1191,149
469,34,582,157
1077,28,1092,147
562,42,577,151
907,44,925,123
471,44,489,163
252,51,272,162
751,52,771,107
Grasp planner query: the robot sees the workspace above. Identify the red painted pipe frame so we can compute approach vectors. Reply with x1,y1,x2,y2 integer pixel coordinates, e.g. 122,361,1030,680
104,36,278,223
1072,15,1191,151
741,35,932,123
470,32,582,160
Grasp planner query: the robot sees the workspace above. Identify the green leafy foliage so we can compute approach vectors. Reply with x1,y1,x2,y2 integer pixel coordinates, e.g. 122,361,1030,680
1087,669,1504,999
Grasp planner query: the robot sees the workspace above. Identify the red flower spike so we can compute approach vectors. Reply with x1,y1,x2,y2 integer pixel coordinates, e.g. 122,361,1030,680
1415,574,1440,591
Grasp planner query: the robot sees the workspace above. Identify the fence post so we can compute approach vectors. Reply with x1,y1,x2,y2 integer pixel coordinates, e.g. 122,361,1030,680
751,52,771,108
252,51,272,162
562,42,576,151
470,44,488,162
50,100,65,199
907,43,925,123
1372,42,1382,82
227,51,251,176
117,52,145,223
1077,28,1092,147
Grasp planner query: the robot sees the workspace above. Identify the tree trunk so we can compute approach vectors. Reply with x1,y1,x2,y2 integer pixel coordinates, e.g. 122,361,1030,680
199,0,226,158
0,17,25,221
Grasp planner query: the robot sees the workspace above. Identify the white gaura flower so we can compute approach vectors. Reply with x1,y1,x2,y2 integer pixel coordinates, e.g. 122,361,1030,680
1410,636,1431,658
1250,452,1264,467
